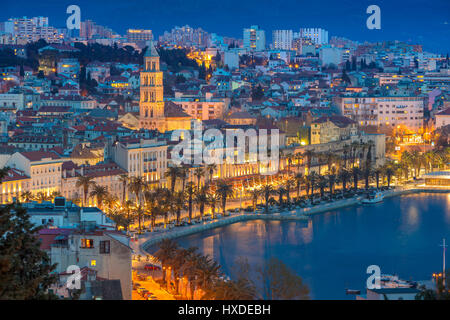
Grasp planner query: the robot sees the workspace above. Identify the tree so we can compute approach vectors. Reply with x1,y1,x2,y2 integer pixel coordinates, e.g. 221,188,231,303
206,191,219,220
20,191,34,203
118,174,129,203
172,191,185,226
285,178,295,207
185,182,195,224
0,203,58,299
195,187,208,221
249,189,260,212
165,167,181,193
384,166,395,188
76,176,95,206
294,173,304,199
154,239,178,288
128,176,145,206
256,257,310,300
342,69,351,84
193,167,204,191
351,167,360,191
276,186,286,207
89,184,108,210
251,84,264,101
262,185,275,213
338,169,351,194
206,164,217,183
216,180,234,216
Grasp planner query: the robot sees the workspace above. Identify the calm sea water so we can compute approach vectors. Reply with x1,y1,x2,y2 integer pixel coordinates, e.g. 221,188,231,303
176,193,450,299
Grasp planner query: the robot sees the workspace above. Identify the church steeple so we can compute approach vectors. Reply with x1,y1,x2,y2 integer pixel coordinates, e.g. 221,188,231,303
139,41,165,131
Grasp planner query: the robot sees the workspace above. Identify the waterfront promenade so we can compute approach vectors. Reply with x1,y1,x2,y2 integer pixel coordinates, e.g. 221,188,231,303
132,185,449,260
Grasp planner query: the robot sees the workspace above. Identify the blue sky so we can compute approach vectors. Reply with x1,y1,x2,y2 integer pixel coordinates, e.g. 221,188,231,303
2,0,449,53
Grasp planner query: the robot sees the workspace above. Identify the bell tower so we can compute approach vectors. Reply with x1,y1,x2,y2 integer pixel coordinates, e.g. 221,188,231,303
139,41,166,131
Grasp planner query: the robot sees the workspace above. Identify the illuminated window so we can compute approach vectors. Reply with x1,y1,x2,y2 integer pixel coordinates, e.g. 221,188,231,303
81,238,94,248
91,260,96,266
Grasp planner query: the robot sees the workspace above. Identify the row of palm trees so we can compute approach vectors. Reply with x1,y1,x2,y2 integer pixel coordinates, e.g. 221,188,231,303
154,239,254,300
71,168,236,234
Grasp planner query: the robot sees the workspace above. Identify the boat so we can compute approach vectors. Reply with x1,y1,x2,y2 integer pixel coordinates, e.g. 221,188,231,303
379,274,417,288
361,191,384,204
345,289,361,295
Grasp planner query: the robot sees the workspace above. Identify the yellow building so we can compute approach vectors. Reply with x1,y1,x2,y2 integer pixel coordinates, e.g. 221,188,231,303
311,115,357,145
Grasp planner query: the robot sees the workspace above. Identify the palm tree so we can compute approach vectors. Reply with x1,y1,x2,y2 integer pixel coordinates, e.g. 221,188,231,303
249,189,260,212
195,187,208,221
306,172,318,200
76,176,95,206
35,191,49,203
303,150,314,175
182,251,202,299
165,166,181,193
317,176,327,198
206,191,219,219
20,191,34,202
216,180,234,216
384,166,395,188
89,184,108,210
128,176,145,206
50,191,62,199
195,255,222,296
178,167,189,193
276,186,286,207
170,191,185,226
103,194,118,213
285,178,295,207
351,166,360,191
294,173,304,200
262,184,274,213
206,164,217,182
374,168,382,189
184,182,195,224
154,239,178,288
143,190,157,230
362,165,372,190
118,174,129,203
327,173,336,197
338,169,351,194
122,199,134,230
193,167,205,191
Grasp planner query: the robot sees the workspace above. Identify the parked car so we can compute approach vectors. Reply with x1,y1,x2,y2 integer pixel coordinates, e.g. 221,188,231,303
144,264,161,271
137,287,146,295
133,282,141,290
140,289,149,297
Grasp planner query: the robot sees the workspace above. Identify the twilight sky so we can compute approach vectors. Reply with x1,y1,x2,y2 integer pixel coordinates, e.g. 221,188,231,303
2,0,450,53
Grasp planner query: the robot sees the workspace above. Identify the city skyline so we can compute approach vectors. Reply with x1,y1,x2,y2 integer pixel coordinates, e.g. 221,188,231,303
2,0,450,53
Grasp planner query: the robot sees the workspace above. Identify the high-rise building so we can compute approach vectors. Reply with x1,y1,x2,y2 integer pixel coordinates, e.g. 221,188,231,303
6,17,61,44
159,25,209,48
139,41,165,131
243,25,265,51
126,29,153,42
272,29,293,50
80,20,117,40
300,28,329,45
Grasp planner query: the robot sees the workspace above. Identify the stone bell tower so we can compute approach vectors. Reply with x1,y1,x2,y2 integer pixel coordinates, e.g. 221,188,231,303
139,41,166,131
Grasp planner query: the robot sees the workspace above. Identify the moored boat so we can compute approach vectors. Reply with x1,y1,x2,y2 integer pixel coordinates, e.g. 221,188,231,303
361,191,384,204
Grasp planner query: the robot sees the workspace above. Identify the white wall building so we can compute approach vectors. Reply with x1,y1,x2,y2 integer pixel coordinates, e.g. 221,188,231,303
339,95,425,130
300,28,328,45
272,29,293,50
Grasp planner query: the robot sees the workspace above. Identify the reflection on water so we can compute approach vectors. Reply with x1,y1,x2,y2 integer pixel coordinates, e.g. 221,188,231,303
176,193,450,299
